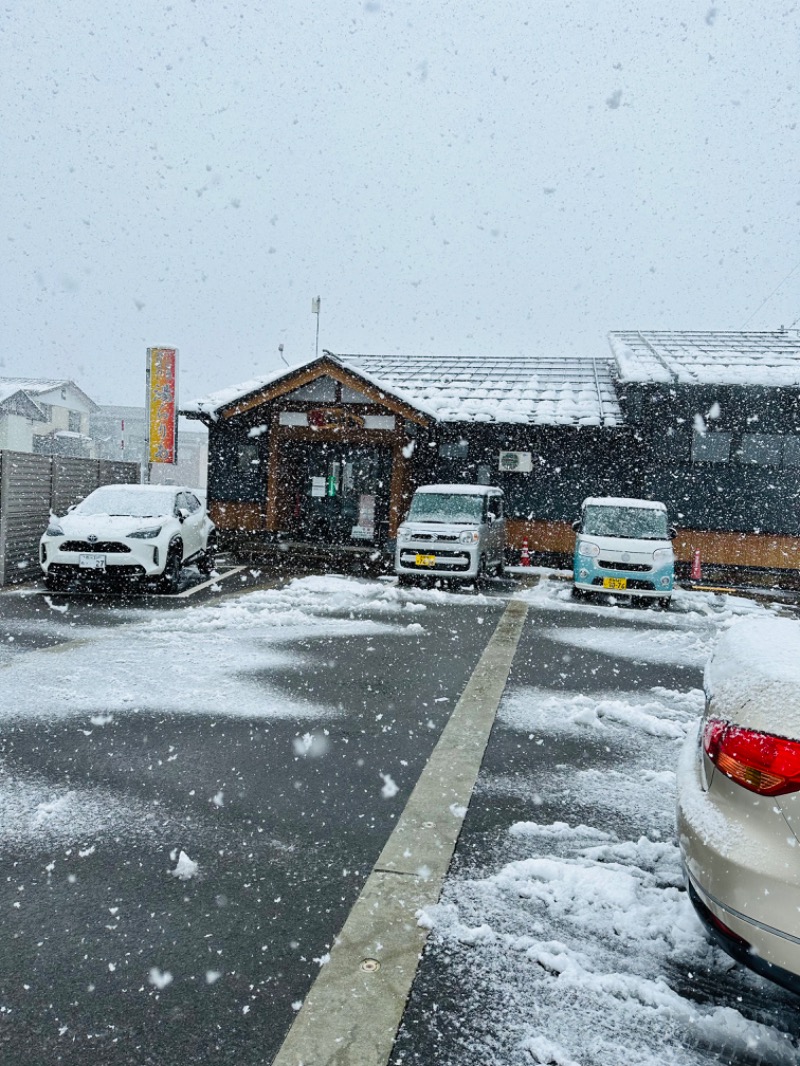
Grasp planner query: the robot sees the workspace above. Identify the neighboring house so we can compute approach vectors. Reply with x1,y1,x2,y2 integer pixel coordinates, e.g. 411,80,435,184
182,331,800,582
91,405,207,489
0,377,98,458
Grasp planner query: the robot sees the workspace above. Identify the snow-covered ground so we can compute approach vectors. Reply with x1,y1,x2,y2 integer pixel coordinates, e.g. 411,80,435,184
0,575,488,725
0,575,488,851
401,576,799,1065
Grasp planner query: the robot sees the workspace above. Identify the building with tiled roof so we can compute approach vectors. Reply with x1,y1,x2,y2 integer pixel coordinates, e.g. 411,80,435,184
183,333,800,582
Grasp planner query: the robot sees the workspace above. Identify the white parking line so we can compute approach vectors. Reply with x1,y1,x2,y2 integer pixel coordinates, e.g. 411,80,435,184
174,566,246,598
271,598,529,1066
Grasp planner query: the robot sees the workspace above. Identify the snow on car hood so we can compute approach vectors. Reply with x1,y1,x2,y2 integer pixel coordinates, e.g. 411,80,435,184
576,534,672,556
403,521,479,534
56,512,168,536
705,616,800,738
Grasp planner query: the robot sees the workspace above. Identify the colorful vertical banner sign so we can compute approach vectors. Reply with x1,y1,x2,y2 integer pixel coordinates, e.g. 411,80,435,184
146,347,179,464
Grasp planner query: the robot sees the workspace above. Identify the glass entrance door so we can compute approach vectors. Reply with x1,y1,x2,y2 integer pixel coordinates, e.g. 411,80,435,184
280,441,392,544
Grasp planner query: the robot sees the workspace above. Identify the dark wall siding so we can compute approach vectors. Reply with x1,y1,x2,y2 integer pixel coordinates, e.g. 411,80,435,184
624,384,800,535
419,426,640,523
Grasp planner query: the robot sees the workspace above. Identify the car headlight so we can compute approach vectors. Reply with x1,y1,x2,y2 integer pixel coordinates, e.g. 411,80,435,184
459,530,480,544
653,548,673,562
45,523,64,537
128,525,163,539
577,540,599,557
397,524,410,540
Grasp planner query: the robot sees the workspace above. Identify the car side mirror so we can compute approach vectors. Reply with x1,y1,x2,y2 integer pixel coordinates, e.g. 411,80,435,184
177,507,189,523
669,527,678,540
571,520,581,532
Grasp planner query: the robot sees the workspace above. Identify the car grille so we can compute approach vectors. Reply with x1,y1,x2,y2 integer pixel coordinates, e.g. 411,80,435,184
60,541,132,554
408,533,460,543
399,549,472,572
49,563,146,580
599,560,652,573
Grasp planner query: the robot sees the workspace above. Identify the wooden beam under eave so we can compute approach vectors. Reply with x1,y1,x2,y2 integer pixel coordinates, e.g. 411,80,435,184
219,357,431,428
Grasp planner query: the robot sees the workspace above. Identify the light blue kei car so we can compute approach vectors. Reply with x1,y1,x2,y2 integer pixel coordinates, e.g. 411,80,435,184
572,496,677,606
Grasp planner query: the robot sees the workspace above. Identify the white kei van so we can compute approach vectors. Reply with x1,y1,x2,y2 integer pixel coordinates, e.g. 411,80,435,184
395,484,505,583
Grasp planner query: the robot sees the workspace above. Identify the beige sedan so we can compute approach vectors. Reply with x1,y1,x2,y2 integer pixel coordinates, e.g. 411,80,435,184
677,616,800,995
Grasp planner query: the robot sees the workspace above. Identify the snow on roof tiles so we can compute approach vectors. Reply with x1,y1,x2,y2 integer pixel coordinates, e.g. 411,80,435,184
184,353,622,427
609,330,800,387
0,376,72,394
341,354,621,427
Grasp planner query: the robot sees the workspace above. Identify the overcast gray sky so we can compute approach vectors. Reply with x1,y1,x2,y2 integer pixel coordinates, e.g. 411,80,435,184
2,1,798,406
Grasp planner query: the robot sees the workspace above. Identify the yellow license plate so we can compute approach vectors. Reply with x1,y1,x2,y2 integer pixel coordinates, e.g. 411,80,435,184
415,553,436,568
602,576,627,590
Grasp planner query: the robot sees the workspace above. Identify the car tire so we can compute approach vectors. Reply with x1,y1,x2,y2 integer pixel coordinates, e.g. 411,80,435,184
44,571,63,592
477,553,488,585
197,535,217,576
158,542,183,594
397,574,415,587
659,596,672,609
571,585,587,600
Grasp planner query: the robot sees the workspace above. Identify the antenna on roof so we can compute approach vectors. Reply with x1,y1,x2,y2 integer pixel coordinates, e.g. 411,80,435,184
312,296,321,359
278,343,289,368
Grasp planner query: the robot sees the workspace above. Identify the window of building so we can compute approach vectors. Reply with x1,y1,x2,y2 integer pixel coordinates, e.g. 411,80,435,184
340,383,373,404
237,442,260,473
783,437,800,468
287,377,337,402
739,434,784,466
691,430,731,463
439,440,469,459
68,410,82,433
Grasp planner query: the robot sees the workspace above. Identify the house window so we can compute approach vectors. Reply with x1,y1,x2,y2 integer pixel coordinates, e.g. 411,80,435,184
68,410,82,433
783,437,800,468
288,377,337,402
340,384,373,404
237,442,260,473
691,431,731,463
738,434,784,466
439,440,469,459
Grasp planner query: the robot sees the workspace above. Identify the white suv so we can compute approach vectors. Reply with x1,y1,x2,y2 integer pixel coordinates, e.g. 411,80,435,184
40,484,216,593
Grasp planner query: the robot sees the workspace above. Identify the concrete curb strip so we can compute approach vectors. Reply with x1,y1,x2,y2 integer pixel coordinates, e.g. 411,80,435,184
271,599,529,1066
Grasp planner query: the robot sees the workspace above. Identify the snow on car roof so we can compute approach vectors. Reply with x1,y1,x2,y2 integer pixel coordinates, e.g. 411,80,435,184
582,496,666,510
705,617,800,738
609,330,800,386
415,484,502,495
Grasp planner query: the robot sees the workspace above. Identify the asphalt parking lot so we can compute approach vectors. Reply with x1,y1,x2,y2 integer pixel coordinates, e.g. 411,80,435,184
0,570,798,1065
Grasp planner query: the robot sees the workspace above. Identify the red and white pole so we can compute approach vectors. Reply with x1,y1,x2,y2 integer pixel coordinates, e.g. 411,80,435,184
520,538,531,567
691,549,702,582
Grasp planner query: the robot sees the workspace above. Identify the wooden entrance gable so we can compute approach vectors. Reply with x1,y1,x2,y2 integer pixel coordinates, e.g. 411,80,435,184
208,356,433,540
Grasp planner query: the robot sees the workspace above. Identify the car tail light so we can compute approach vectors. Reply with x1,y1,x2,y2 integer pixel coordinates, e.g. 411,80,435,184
703,718,800,796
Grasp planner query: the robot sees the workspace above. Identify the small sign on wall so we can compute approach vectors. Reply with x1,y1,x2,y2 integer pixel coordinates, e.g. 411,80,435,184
498,450,532,472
